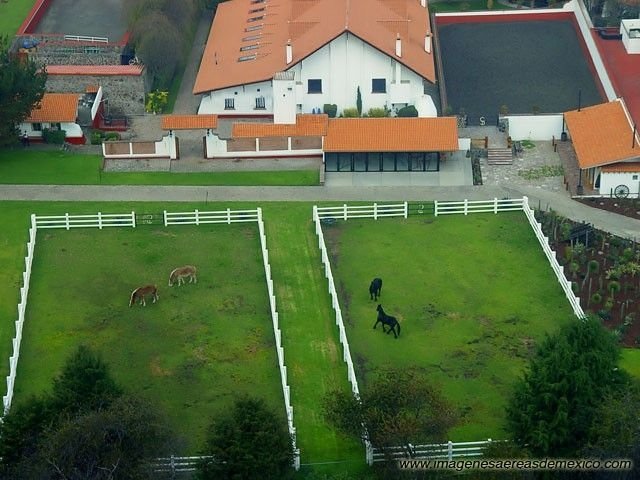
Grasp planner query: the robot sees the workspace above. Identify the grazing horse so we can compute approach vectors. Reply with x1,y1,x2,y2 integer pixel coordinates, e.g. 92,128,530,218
373,304,400,339
369,278,383,301
169,265,197,286
129,285,159,307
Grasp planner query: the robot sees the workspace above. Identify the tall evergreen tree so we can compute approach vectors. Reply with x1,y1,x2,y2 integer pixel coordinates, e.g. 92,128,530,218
0,35,47,146
507,316,628,457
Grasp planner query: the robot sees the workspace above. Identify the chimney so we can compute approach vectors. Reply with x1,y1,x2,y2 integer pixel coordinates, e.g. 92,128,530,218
286,39,292,64
425,32,432,53
420,0,426,7
395,33,402,57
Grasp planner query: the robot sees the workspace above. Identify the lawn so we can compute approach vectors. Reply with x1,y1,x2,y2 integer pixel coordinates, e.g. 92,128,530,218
429,0,516,13
14,221,284,451
0,0,32,36
0,149,319,185
324,213,577,441
0,201,362,470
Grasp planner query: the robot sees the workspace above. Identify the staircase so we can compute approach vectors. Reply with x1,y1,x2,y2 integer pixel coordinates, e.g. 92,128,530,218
487,147,513,165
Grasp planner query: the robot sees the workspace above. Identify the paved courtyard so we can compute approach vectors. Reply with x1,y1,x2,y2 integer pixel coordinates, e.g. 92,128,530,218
33,0,127,42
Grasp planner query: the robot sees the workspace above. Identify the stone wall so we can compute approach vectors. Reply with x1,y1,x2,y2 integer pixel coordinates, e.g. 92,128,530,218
46,74,147,116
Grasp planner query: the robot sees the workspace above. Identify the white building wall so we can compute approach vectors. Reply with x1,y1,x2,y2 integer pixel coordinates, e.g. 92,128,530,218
19,121,83,139
503,114,564,141
198,80,273,115
198,33,433,117
600,170,640,196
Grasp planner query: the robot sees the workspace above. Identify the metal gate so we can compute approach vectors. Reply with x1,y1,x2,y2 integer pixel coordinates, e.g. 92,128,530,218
135,213,164,226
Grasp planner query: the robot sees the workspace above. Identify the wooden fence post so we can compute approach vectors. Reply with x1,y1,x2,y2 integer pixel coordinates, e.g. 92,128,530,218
163,210,168,227
434,200,439,217
374,203,378,220
343,204,348,221
65,213,70,230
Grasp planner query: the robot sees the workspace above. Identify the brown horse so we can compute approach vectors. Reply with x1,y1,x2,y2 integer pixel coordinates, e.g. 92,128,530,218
169,265,197,286
129,285,159,307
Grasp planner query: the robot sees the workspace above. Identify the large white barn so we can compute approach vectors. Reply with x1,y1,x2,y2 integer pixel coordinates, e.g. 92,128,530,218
193,0,439,120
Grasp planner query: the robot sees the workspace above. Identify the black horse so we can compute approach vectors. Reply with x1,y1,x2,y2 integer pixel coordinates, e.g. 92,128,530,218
369,278,382,301
373,304,400,339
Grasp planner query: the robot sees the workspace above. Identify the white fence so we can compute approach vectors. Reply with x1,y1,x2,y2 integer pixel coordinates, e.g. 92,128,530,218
435,198,525,216
3,215,37,414
501,114,564,141
314,202,408,221
5,208,300,469
372,439,496,463
522,199,586,319
153,455,211,474
256,208,300,469
164,208,259,226
34,212,136,229
312,202,409,465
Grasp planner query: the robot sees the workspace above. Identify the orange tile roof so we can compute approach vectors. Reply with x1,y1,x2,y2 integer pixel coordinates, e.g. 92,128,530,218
27,93,79,123
324,117,458,152
232,114,328,137
601,162,640,173
161,114,218,130
46,65,144,76
194,0,435,94
565,99,640,169
85,85,99,93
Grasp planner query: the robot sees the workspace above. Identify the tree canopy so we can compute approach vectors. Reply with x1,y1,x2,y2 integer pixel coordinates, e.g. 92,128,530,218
506,316,629,457
323,368,457,450
0,35,47,146
197,396,294,480
0,345,175,479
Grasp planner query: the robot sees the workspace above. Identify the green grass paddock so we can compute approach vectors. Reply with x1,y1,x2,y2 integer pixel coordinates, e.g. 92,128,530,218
15,221,283,451
324,213,576,441
0,149,319,186
0,0,32,36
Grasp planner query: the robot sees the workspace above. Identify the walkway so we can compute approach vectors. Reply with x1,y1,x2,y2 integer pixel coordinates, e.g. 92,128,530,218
1,184,640,239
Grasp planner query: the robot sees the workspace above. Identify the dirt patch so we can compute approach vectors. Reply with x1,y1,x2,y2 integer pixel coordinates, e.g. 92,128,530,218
537,210,640,347
150,356,172,377
576,197,640,221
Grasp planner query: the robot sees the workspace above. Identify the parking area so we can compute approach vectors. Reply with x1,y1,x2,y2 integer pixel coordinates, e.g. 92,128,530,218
437,17,604,125
33,0,127,42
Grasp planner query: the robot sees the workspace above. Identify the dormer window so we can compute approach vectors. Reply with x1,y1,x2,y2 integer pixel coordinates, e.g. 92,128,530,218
240,44,259,51
250,7,265,13
248,15,264,22
245,25,263,32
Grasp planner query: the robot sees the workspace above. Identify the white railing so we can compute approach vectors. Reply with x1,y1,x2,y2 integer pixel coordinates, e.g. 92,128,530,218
522,198,586,319
153,455,211,473
372,439,496,462
5,208,299,469
256,208,300,470
164,209,259,226
313,204,379,465
3,214,37,414
434,198,525,216
34,212,136,229
64,34,109,43
315,202,408,221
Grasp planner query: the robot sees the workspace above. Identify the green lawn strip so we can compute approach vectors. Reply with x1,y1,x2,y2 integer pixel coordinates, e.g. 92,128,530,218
0,0,33,36
429,0,517,12
0,149,319,185
621,349,640,378
324,213,576,441
262,204,364,466
15,221,283,452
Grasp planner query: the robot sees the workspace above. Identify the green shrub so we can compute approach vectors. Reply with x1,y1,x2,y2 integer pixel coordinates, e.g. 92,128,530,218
397,105,418,117
42,128,66,145
591,293,602,304
323,104,337,118
367,107,388,118
90,131,104,145
342,107,359,118
104,132,120,141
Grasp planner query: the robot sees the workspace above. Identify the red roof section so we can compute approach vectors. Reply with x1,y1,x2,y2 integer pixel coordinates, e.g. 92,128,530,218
592,30,640,126
232,114,328,137
564,99,640,169
601,162,640,173
27,93,79,123
324,117,458,152
46,65,144,76
161,115,218,130
194,0,435,94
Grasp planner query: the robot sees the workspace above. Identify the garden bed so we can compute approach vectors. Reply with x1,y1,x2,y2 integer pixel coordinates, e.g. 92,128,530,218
536,209,640,347
576,197,640,221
